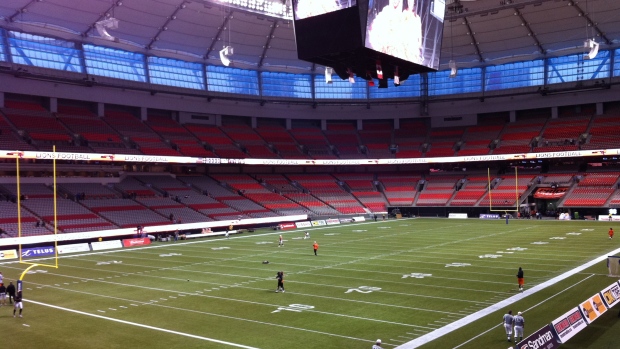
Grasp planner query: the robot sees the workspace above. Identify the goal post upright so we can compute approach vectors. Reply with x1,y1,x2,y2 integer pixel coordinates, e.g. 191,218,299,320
488,166,519,214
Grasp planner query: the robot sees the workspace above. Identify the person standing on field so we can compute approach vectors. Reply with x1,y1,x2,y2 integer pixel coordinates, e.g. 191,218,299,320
372,339,383,349
278,235,283,247
6,281,15,304
275,271,285,293
609,227,614,240
313,241,319,256
513,311,525,342
516,267,524,292
13,291,23,318
503,310,514,342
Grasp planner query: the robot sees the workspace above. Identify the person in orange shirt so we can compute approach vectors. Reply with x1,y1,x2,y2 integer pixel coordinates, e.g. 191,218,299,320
609,227,614,240
313,241,319,256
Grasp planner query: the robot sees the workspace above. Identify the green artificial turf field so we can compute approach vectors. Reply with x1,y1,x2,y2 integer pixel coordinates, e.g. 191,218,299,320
2,218,620,349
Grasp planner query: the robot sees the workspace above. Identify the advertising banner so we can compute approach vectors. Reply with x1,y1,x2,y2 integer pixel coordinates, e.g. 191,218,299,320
551,307,587,343
597,215,620,221
479,213,500,219
600,281,620,308
339,218,353,223
91,240,123,251
325,218,340,225
352,216,366,222
122,237,151,248
579,293,608,324
516,325,560,349
311,220,327,226
278,222,296,230
533,188,568,199
448,213,467,219
0,249,18,260
21,246,55,258
295,221,312,228
57,243,91,254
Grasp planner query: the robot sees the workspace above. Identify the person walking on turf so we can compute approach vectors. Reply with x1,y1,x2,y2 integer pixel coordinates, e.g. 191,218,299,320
13,291,23,318
0,283,6,306
503,310,514,342
516,267,524,292
275,271,285,293
513,311,525,342
609,227,614,240
6,281,15,304
278,235,283,247
313,241,319,256
372,339,383,349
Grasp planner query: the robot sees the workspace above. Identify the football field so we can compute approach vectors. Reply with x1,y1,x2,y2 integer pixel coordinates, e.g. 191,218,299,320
2,218,620,349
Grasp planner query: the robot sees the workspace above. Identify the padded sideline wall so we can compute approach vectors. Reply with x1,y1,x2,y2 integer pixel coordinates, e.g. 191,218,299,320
0,74,617,128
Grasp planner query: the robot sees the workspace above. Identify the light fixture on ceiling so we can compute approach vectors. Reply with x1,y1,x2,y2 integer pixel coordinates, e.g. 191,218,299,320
449,18,457,78
325,67,333,84
220,46,234,66
95,18,119,41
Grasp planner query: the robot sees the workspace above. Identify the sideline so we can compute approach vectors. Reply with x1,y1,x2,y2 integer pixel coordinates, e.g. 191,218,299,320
394,246,620,349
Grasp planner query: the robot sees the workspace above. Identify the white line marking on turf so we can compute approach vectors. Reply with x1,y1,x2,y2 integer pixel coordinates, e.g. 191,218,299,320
23,324,30,327
26,299,260,349
394,246,620,349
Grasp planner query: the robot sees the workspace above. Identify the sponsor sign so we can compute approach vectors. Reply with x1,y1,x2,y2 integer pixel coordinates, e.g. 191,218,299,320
91,240,123,251
479,213,499,219
448,213,467,219
551,307,587,343
311,220,326,226
533,187,568,199
277,222,296,230
597,215,620,221
57,243,91,254
516,325,560,349
339,218,353,223
122,237,151,248
600,281,620,308
325,218,340,225
0,249,18,260
21,246,55,258
295,221,312,228
352,216,366,222
579,293,608,324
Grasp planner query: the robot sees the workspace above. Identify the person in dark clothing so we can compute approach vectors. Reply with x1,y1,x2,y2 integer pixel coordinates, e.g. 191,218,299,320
0,283,6,306
13,291,23,317
516,267,524,292
6,281,16,304
275,271,285,293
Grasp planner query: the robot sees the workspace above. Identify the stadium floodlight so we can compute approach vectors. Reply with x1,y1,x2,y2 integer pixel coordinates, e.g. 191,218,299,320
95,18,119,42
376,61,383,80
584,39,599,60
325,67,333,84
449,60,457,78
347,69,355,83
219,46,234,66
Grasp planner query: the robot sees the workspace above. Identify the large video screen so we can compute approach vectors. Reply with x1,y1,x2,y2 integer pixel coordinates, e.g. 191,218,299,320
293,0,358,20
365,0,444,69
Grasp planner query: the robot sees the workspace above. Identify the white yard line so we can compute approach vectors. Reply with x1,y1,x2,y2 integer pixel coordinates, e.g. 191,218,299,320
394,246,620,349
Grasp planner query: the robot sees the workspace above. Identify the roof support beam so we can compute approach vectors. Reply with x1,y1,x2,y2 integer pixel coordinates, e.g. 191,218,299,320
8,0,40,23
446,0,561,21
204,11,233,60
146,1,189,50
514,9,545,54
258,20,278,68
82,1,122,37
462,18,484,62
569,1,612,45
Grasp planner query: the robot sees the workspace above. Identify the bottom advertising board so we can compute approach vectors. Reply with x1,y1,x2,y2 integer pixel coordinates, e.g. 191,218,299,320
0,249,18,260
295,221,312,228
352,216,366,222
479,213,500,219
58,243,91,254
325,218,340,225
551,307,587,343
580,293,608,324
91,240,123,251
122,237,151,248
516,325,559,349
278,222,296,230
448,213,467,219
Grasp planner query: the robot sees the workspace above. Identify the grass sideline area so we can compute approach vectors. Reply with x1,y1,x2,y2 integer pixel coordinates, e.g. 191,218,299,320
1,218,619,349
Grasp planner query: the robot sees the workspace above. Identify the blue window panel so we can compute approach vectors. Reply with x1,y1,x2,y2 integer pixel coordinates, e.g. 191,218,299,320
0,29,6,62
428,67,482,96
485,60,544,91
83,44,146,82
314,75,367,99
547,51,610,85
261,72,312,99
614,49,620,77
148,56,204,90
369,74,421,99
206,66,259,96
8,31,83,72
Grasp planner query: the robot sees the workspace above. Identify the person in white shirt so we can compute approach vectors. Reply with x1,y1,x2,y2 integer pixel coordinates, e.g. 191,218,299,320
513,311,525,342
503,310,514,342
372,339,383,349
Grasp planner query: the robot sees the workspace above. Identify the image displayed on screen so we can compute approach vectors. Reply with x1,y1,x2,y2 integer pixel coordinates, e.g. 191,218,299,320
365,0,444,69
294,0,358,20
